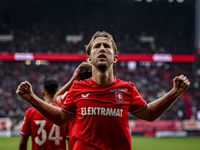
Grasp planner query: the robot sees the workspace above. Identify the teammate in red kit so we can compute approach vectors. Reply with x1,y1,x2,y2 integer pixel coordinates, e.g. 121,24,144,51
19,80,68,150
53,62,92,148
53,62,92,107
16,31,190,150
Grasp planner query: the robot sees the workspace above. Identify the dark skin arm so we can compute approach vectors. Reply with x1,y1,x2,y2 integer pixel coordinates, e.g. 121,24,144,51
132,74,190,121
19,135,29,150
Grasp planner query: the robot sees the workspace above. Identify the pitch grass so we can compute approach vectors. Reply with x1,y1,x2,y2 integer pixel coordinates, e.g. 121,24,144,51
0,136,200,150
131,136,200,150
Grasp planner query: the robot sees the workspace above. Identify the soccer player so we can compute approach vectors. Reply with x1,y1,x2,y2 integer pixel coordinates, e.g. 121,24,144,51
52,62,92,149
19,80,68,150
53,62,92,106
16,31,190,150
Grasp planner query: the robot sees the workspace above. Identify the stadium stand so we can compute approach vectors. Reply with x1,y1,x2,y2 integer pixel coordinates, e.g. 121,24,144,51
0,0,199,131
0,61,199,126
0,0,195,54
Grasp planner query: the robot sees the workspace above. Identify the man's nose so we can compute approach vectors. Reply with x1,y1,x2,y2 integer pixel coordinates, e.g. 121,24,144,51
100,45,105,52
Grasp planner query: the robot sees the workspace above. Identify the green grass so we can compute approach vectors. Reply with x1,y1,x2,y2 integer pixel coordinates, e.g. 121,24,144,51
0,136,200,150
131,136,200,150
0,136,31,150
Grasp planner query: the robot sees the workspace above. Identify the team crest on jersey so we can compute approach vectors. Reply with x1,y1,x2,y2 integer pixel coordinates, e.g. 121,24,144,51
115,91,123,103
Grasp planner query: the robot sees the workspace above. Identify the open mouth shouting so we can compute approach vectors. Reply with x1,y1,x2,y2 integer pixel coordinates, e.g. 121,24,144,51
98,54,107,61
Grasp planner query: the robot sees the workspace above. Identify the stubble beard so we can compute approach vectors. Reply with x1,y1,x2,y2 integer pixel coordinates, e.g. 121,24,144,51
97,63,108,72
92,60,109,72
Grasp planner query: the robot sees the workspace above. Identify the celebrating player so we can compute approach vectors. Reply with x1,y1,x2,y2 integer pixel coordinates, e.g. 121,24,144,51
16,31,190,150
19,80,69,150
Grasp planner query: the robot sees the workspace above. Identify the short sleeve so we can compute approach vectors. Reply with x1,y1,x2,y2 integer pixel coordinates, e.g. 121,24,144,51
20,109,31,135
129,84,147,113
60,91,68,106
62,86,76,115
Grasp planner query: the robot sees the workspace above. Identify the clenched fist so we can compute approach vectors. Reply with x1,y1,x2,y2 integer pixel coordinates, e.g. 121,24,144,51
16,81,34,102
173,74,190,94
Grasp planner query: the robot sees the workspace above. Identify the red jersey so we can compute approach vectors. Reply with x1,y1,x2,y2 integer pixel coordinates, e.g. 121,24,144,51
62,77,147,150
60,91,68,107
60,91,75,142
20,103,68,150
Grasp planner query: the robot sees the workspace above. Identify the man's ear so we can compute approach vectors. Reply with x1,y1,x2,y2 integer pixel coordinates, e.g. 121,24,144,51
113,55,118,63
87,55,92,64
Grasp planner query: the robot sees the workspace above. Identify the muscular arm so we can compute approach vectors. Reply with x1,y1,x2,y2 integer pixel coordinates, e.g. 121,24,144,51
29,93,75,126
16,81,75,126
132,74,190,121
19,135,29,150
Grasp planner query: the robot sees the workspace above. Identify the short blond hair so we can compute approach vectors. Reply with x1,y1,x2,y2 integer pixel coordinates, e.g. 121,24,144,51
85,31,117,55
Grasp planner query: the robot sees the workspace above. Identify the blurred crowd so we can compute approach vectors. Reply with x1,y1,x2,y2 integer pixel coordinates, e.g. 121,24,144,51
0,61,200,128
0,0,199,128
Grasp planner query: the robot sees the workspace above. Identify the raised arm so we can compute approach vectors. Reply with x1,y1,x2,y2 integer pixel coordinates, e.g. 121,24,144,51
16,81,75,126
53,62,86,106
132,74,190,121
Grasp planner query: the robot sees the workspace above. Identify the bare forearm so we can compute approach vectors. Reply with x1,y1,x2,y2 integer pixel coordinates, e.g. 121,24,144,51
147,88,182,121
133,74,190,122
29,94,66,126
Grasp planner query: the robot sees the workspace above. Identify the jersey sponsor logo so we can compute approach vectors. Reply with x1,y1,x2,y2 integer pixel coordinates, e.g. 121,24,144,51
110,88,128,92
82,93,89,98
81,107,123,117
115,91,123,103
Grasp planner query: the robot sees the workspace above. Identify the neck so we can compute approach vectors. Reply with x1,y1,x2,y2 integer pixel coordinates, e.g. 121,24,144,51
44,97,54,104
92,66,114,86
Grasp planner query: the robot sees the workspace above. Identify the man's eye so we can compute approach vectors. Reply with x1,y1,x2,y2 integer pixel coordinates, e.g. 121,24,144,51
94,45,100,48
104,44,110,48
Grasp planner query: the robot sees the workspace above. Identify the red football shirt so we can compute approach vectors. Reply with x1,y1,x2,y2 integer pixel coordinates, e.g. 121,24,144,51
60,91,68,107
62,77,147,150
20,103,68,150
60,92,75,143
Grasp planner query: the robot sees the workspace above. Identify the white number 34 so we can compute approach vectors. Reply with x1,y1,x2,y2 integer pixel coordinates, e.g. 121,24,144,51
34,120,63,146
